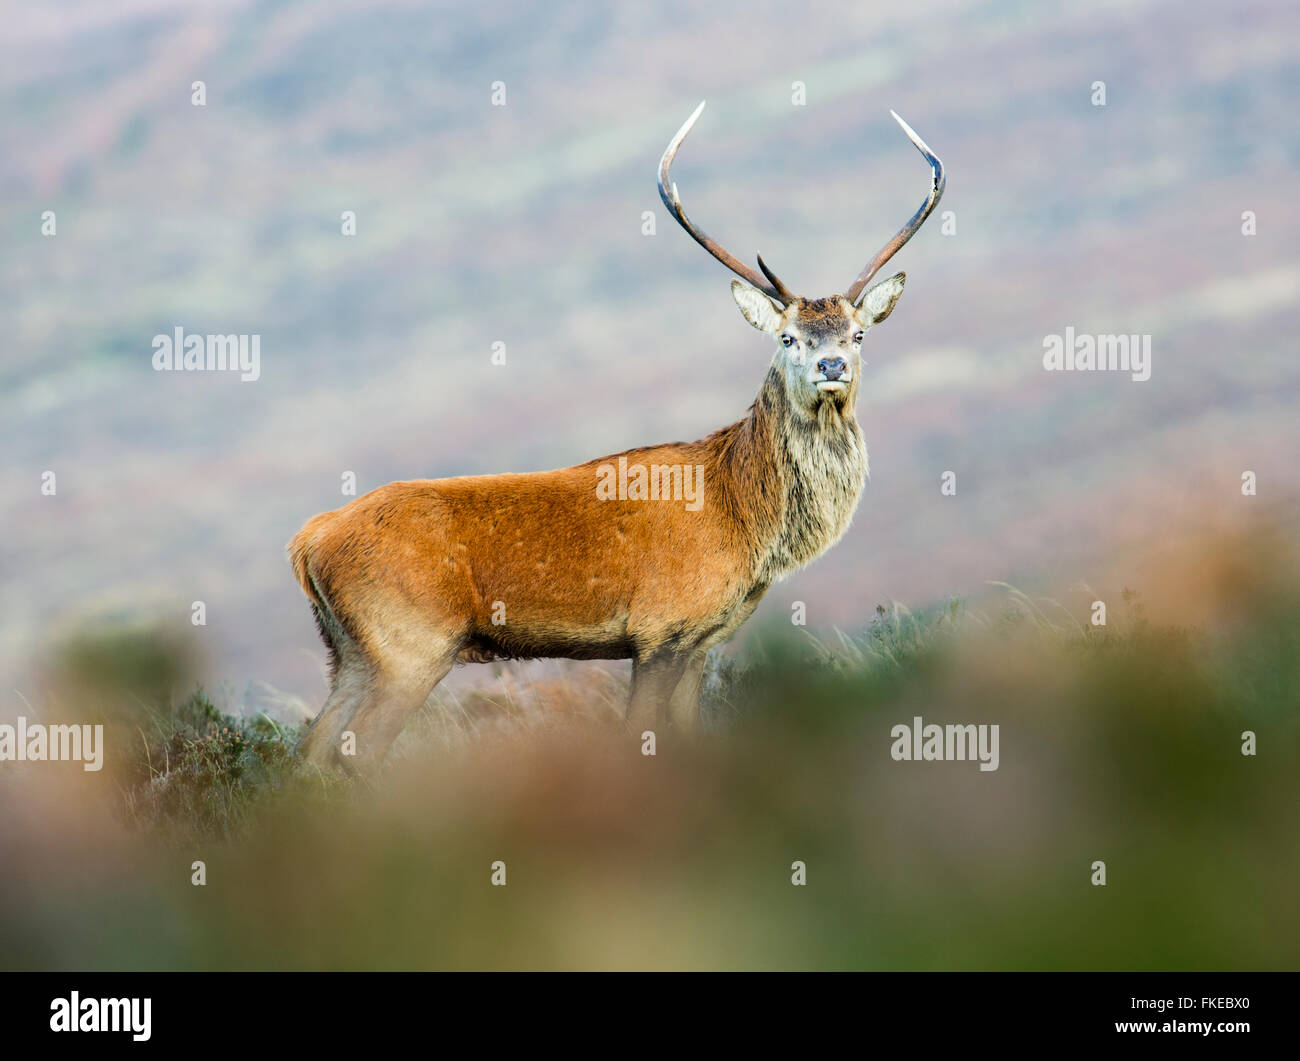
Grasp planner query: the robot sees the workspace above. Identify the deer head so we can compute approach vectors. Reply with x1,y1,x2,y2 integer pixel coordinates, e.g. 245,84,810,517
658,102,944,416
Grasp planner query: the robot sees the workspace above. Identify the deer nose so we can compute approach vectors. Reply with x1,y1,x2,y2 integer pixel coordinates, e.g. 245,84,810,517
817,357,847,381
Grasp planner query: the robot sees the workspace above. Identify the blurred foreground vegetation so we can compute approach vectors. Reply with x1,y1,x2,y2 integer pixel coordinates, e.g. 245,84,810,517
1,543,1297,970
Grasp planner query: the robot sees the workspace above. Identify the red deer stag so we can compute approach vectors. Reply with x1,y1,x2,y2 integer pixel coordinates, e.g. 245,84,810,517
290,102,945,768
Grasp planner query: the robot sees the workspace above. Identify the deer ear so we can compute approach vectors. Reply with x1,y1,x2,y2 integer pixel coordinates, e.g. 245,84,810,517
855,272,906,326
731,280,783,334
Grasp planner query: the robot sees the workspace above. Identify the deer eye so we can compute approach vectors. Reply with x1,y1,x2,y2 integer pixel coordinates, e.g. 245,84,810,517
853,331,865,344
780,334,795,348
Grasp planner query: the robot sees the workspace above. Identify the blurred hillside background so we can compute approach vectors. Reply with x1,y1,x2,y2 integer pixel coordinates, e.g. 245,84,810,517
2,0,1298,711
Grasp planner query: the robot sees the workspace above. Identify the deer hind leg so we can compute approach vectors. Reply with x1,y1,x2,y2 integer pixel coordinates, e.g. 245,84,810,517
296,589,464,771
341,619,464,770
296,608,374,769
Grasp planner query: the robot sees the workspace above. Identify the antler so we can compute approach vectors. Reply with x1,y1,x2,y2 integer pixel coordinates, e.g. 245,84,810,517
844,110,946,304
658,101,795,305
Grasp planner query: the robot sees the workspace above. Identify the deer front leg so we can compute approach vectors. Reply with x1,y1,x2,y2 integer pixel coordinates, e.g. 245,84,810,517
666,650,709,734
626,650,689,733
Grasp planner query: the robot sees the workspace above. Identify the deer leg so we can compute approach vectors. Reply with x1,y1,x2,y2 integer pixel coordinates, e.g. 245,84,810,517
296,632,374,769
343,639,460,770
666,650,710,734
627,650,689,733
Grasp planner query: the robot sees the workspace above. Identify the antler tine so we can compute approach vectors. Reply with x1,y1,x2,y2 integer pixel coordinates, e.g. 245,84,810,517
756,253,794,304
658,101,793,305
844,110,946,305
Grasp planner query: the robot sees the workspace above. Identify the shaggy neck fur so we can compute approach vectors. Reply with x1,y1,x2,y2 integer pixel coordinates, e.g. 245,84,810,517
707,360,869,584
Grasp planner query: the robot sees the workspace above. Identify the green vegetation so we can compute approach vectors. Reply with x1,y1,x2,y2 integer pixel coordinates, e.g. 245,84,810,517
6,576,1281,971
118,689,326,844
108,589,1163,843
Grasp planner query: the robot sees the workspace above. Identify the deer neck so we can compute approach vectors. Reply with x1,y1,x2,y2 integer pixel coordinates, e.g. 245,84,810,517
717,364,869,584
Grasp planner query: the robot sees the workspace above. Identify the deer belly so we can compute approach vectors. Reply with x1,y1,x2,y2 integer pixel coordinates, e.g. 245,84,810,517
458,615,635,662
